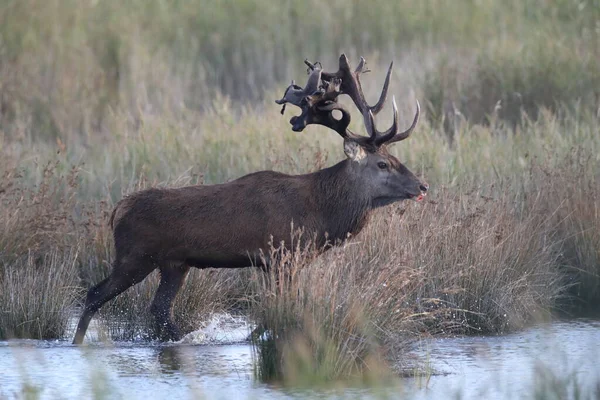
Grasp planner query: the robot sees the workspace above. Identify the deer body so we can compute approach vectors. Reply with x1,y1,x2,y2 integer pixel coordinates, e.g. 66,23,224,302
73,54,428,344
112,160,374,270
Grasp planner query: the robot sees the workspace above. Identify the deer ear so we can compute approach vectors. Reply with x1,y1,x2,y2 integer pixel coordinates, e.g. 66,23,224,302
344,141,367,163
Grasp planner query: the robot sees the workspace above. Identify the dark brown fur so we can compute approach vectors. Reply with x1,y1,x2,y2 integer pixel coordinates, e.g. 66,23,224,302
112,161,370,269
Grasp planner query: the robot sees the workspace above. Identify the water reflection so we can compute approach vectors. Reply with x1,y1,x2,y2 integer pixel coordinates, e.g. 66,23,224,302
0,320,598,399
157,346,186,374
408,319,600,399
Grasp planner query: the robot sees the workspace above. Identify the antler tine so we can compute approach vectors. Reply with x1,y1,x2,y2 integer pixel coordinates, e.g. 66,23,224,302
370,61,393,115
370,98,421,146
373,96,399,145
385,100,421,144
365,109,378,143
320,54,396,146
354,57,368,74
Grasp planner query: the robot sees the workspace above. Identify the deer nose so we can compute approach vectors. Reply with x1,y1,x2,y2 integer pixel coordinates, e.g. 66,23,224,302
419,183,429,192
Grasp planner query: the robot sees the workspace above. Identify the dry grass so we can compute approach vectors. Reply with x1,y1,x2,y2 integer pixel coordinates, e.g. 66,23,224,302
0,3,598,390
0,163,92,339
533,153,600,309
0,248,80,339
248,237,398,385
248,170,576,382
390,184,564,334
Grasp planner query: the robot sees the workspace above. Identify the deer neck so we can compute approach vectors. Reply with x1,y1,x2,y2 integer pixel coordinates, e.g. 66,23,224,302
311,159,372,243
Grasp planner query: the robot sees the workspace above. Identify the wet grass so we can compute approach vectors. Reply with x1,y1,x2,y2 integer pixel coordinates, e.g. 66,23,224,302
248,238,395,385
0,248,80,339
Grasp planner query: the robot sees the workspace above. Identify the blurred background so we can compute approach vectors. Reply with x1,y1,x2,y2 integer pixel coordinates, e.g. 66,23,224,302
1,0,598,142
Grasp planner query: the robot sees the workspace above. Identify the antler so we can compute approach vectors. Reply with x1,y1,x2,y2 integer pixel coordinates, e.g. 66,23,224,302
276,54,420,149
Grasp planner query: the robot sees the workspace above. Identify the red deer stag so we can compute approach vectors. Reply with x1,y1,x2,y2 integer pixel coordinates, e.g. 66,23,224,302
73,54,428,344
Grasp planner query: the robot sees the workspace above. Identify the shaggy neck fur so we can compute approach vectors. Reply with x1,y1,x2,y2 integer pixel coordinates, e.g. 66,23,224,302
310,159,372,245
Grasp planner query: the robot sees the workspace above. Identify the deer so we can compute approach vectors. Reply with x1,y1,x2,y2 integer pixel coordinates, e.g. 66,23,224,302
72,54,428,345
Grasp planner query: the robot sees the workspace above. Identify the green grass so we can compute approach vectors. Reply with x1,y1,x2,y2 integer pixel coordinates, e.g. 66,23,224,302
423,37,600,129
1,0,598,140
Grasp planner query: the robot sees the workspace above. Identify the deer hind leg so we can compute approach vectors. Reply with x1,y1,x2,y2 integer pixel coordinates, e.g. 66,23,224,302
72,255,157,345
150,264,190,342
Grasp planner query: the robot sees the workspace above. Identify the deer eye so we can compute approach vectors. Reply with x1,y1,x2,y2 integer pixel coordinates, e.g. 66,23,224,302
377,161,388,170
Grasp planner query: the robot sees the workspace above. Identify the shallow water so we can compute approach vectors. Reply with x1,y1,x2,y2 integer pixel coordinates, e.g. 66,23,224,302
408,319,600,399
1,318,599,399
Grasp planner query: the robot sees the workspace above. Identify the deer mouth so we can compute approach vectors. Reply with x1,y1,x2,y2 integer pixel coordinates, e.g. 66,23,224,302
375,192,425,207
407,192,426,202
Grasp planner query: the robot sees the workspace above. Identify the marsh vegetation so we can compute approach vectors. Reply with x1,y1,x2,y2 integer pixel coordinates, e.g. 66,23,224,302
0,0,599,389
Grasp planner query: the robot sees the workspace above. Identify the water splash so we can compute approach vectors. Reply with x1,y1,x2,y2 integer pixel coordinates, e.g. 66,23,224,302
179,313,253,345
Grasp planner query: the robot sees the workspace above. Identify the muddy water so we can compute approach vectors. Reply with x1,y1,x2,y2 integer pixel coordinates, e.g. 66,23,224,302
1,318,599,399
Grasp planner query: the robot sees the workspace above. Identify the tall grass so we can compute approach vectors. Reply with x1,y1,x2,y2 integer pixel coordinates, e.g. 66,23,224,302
423,38,600,129
1,95,598,345
249,238,397,385
1,99,599,342
393,185,564,334
0,248,80,339
248,173,575,381
0,163,92,339
0,0,598,387
535,152,600,309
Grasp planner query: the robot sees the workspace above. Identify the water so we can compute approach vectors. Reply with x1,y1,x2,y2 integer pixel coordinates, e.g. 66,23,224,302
408,319,600,399
1,317,599,399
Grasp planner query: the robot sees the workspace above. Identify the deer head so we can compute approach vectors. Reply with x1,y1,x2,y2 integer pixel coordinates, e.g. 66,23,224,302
276,54,428,206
